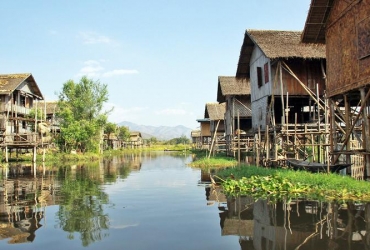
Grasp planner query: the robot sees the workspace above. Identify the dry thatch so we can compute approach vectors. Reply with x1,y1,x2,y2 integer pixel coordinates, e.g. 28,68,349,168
217,76,250,102
0,73,44,99
302,0,333,43
248,30,326,59
236,30,326,78
205,102,225,121
45,101,58,114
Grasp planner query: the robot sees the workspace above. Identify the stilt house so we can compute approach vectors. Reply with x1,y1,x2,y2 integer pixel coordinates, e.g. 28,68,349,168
217,76,252,154
302,0,370,178
204,102,226,153
196,117,211,149
0,73,44,154
190,129,201,149
236,30,326,131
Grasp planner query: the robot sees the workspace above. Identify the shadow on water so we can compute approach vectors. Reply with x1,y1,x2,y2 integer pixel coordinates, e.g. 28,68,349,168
205,180,370,250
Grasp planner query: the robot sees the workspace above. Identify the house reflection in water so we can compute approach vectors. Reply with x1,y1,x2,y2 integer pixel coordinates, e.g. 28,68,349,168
0,164,51,244
206,184,370,250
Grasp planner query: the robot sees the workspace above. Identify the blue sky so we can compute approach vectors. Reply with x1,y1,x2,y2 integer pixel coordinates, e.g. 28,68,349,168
0,0,311,129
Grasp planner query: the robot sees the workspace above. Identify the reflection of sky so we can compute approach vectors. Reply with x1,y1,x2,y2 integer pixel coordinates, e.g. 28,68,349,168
101,154,239,250
0,154,240,250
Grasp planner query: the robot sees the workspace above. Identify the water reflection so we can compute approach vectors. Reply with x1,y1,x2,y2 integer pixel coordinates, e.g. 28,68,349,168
0,154,140,246
207,182,370,250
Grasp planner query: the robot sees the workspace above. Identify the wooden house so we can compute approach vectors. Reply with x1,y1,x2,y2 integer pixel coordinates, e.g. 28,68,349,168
302,0,370,177
236,30,326,131
190,129,202,149
0,73,45,161
217,76,252,154
204,102,226,153
45,101,60,134
128,131,143,148
196,117,211,149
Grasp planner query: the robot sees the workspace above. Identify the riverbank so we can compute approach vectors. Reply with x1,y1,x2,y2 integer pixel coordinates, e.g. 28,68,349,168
0,144,191,164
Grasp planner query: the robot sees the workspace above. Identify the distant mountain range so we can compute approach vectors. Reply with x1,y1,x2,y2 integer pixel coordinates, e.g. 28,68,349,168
118,121,193,141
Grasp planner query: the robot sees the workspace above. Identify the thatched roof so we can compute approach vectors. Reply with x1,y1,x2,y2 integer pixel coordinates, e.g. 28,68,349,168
301,0,334,44
0,73,43,99
45,101,58,114
217,76,250,102
191,130,201,138
204,102,225,121
236,30,326,78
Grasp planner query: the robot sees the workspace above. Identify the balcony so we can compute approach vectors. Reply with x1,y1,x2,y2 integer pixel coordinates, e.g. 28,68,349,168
0,103,31,116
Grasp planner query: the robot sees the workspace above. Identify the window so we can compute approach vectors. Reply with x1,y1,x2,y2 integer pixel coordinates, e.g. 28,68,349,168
264,63,269,83
257,67,263,88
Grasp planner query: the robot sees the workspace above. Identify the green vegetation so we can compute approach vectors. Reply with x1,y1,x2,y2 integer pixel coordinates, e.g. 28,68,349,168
216,165,370,202
190,156,238,169
56,76,110,153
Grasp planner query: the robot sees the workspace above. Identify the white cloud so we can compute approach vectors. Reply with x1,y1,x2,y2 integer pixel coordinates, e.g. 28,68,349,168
76,60,138,79
103,69,139,77
79,31,116,45
105,103,148,124
76,60,104,78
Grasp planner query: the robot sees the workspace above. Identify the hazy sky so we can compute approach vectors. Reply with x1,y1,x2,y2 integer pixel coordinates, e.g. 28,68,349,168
0,0,311,129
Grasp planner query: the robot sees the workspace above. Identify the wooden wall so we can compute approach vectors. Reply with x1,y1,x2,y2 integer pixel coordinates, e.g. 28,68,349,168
271,59,325,96
200,121,211,137
326,0,370,97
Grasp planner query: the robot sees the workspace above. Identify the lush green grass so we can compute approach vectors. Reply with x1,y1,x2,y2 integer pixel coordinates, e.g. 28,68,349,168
189,155,238,169
216,165,370,202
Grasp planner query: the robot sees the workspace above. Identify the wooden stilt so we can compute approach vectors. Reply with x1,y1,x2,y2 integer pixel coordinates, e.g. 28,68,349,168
5,146,8,163
360,88,370,177
237,110,240,164
33,146,37,163
344,95,351,167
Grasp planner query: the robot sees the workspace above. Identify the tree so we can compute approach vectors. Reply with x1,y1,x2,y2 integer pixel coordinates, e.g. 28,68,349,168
104,122,117,149
56,76,110,153
117,126,130,141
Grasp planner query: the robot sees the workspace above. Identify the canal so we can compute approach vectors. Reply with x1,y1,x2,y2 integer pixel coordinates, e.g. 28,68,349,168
0,152,369,249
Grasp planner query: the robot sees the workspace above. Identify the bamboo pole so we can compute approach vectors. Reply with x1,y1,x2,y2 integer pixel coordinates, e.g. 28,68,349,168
237,110,240,164
279,62,285,124
333,88,370,164
360,88,370,177
208,120,220,159
344,95,351,166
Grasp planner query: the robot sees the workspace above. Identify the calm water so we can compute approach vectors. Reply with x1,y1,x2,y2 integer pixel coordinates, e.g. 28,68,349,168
0,152,369,250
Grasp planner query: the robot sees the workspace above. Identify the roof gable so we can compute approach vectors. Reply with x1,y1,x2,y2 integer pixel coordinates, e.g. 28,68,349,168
204,102,225,121
236,30,326,77
0,73,44,99
217,76,250,102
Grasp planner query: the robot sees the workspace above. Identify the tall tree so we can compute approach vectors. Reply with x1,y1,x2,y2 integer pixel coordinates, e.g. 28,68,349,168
56,76,110,153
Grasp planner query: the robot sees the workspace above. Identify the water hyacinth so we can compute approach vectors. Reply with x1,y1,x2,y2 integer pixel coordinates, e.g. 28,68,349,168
216,165,370,202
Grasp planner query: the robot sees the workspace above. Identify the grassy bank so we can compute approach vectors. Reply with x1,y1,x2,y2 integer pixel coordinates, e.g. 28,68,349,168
1,144,192,164
215,165,370,202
